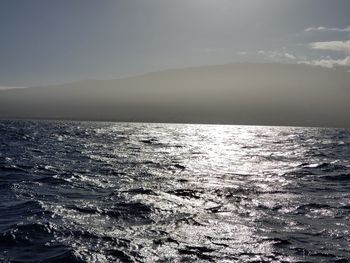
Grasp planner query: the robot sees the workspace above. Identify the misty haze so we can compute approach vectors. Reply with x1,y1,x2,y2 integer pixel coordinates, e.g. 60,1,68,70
1,63,350,127
1,1,350,262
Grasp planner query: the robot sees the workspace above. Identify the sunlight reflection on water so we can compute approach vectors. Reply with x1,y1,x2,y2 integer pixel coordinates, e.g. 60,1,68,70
1,121,350,262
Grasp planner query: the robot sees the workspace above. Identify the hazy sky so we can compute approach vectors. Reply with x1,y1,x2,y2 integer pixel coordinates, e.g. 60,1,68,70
1,0,350,87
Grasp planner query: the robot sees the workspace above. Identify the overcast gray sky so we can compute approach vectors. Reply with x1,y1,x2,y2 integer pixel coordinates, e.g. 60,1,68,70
1,0,350,87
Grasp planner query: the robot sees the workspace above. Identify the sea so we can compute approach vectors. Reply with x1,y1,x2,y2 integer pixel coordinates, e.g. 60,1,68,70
0,120,349,263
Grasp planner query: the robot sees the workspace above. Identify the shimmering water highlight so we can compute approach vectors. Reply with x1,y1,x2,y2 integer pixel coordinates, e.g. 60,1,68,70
0,120,349,262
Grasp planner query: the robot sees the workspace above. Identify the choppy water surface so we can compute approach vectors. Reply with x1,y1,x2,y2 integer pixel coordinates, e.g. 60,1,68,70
0,120,349,262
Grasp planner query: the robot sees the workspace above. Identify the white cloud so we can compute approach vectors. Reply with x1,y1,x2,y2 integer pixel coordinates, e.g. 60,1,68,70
237,51,248,56
258,50,299,61
284,53,296,60
260,26,350,71
301,39,350,70
305,25,350,33
0,86,26,90
309,40,350,54
268,51,281,59
298,56,350,69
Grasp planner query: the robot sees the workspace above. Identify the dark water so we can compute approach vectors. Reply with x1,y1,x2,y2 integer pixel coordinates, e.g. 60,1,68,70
0,120,349,262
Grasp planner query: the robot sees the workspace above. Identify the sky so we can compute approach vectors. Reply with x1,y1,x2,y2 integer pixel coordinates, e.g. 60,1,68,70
1,0,350,87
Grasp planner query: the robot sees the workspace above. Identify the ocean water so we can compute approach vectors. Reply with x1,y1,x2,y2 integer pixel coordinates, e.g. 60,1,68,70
0,120,349,263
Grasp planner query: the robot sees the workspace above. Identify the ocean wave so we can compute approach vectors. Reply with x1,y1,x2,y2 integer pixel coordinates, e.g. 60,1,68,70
0,120,349,262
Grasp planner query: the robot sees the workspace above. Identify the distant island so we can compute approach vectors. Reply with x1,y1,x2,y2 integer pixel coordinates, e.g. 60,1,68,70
1,63,349,127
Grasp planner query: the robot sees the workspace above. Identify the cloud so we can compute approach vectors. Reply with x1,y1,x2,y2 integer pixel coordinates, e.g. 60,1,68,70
305,25,350,33
237,51,248,56
258,50,299,62
0,86,26,90
302,40,350,70
309,40,350,54
284,53,296,60
266,27,350,70
299,56,350,69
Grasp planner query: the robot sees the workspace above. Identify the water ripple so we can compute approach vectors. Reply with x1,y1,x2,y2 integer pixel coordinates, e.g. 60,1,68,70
0,120,349,262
